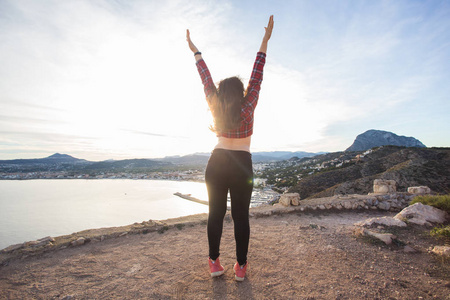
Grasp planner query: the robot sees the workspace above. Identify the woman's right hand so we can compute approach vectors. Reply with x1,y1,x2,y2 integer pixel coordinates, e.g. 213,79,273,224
186,29,199,53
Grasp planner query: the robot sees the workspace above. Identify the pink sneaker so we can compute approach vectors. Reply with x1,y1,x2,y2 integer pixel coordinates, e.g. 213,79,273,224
208,257,224,277
234,262,248,281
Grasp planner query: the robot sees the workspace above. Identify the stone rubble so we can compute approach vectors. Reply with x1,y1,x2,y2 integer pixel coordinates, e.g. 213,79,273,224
354,198,448,254
272,192,414,212
1,219,167,259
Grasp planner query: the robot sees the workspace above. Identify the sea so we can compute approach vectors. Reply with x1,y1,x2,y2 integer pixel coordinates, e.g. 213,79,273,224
0,179,277,250
0,179,210,250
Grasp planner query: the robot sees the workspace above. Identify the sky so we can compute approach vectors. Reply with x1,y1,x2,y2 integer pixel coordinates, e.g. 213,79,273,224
1,0,449,161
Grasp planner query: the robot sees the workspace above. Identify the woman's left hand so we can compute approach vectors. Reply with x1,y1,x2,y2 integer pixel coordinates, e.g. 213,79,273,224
263,15,274,43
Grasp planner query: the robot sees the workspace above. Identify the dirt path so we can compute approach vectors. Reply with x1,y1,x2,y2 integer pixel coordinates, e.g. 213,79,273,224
0,210,449,299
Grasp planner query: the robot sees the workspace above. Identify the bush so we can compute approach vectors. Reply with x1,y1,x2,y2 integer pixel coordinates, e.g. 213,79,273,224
410,194,450,214
430,225,450,238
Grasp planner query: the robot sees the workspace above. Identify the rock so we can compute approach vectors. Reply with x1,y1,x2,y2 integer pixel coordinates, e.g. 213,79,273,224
431,246,450,257
365,198,375,206
71,237,86,246
25,241,39,247
355,228,397,245
32,240,52,248
1,243,24,253
343,201,352,209
279,193,300,206
38,236,55,243
394,203,448,226
403,245,418,253
27,236,56,248
378,201,391,211
373,179,396,194
355,216,407,228
407,186,431,194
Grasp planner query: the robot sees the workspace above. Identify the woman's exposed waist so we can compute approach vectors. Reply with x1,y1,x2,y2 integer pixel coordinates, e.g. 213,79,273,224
214,136,251,153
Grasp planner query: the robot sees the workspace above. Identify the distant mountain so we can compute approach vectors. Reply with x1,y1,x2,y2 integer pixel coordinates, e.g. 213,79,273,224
0,153,167,173
346,130,426,152
160,151,322,164
0,153,87,166
158,153,210,165
43,153,87,163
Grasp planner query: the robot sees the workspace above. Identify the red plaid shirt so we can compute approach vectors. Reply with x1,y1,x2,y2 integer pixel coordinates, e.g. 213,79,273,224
196,52,266,138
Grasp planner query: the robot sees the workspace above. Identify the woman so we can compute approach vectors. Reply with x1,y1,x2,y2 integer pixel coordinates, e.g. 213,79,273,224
186,15,274,281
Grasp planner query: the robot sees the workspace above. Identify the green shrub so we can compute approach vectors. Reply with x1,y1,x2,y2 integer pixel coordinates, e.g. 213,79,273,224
430,225,450,238
410,194,450,214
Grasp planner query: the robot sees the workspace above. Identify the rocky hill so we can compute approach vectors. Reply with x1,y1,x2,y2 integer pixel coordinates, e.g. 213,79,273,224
346,130,426,152
286,146,449,199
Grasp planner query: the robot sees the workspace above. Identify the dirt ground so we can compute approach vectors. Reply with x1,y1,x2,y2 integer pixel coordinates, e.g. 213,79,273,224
0,209,449,300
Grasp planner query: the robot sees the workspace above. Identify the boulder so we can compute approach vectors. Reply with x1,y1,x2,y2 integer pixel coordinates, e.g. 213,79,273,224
279,193,300,207
407,186,431,194
431,246,450,257
394,203,448,226
373,179,396,194
355,216,407,228
71,237,86,247
355,228,397,245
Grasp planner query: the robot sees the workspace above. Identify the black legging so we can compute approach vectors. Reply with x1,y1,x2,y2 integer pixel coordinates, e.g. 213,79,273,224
205,148,253,266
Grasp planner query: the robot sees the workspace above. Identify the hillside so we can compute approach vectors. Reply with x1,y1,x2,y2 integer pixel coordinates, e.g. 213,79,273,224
263,146,450,199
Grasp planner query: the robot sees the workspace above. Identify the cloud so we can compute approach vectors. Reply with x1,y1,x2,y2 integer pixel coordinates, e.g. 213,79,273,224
120,129,189,139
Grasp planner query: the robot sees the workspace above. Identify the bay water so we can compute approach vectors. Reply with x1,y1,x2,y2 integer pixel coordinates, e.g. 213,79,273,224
0,179,210,250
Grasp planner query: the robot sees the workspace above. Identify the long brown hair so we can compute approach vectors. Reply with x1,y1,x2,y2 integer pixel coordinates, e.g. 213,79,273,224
209,76,245,134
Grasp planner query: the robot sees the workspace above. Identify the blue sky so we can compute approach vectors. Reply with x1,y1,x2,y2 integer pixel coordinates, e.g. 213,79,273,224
0,0,449,160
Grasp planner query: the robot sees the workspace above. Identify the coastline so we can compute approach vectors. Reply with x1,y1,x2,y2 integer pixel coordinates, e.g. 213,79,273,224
1,192,414,262
2,192,449,299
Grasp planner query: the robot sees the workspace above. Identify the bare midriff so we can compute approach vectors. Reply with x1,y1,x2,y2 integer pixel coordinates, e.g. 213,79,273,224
214,136,251,153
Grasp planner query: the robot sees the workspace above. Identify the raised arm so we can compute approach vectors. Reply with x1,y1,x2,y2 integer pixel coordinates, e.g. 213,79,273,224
186,29,203,62
259,15,274,54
